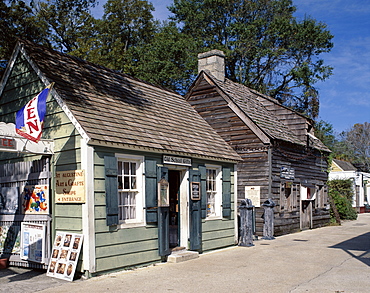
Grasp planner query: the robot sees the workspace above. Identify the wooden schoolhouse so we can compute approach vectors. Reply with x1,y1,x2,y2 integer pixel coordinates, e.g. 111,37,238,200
185,50,331,236
0,41,240,275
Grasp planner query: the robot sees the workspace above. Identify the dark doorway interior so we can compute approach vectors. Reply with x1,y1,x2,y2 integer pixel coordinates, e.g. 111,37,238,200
169,170,180,248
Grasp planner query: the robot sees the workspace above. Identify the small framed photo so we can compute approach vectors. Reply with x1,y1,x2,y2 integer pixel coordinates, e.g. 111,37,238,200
158,178,169,207
191,182,201,200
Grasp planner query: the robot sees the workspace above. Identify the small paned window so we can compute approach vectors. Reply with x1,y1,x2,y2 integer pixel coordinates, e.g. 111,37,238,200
117,156,144,224
280,182,298,212
206,166,222,218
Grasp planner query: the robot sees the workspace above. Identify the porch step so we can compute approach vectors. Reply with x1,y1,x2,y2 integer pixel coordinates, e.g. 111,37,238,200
167,250,199,263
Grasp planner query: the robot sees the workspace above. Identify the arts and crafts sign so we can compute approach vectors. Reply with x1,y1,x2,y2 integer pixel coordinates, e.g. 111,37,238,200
47,231,83,282
22,185,49,214
55,170,85,203
20,223,46,263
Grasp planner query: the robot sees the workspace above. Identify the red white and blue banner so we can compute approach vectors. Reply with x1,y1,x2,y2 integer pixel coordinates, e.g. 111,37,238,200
15,84,52,143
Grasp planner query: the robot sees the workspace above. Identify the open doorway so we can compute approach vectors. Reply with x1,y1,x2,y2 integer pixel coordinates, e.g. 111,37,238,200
169,170,180,248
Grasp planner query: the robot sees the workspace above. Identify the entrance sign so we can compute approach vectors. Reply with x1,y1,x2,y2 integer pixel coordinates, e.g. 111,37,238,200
245,186,261,207
47,231,83,282
163,155,192,166
55,170,86,203
20,223,46,263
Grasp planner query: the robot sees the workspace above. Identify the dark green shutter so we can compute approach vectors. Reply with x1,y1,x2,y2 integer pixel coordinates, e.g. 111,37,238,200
158,166,170,256
222,167,232,218
199,165,207,219
189,168,202,251
104,156,119,226
145,160,158,223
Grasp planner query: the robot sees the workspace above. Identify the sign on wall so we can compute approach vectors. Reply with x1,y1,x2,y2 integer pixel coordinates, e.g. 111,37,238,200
245,186,261,207
47,231,83,282
22,185,49,214
163,155,192,166
55,170,85,203
20,223,46,263
191,182,201,200
280,166,295,180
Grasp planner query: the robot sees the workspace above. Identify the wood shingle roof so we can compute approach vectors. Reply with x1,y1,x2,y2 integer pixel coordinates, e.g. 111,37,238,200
189,71,330,153
16,40,241,162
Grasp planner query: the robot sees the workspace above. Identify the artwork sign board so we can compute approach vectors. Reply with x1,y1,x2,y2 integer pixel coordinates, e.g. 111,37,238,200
22,185,49,214
20,223,46,263
47,231,83,282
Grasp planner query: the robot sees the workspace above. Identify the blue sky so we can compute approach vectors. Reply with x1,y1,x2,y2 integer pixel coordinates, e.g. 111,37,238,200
93,0,370,135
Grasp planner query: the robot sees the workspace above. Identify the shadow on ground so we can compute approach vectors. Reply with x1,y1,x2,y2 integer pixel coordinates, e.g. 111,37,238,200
330,231,370,266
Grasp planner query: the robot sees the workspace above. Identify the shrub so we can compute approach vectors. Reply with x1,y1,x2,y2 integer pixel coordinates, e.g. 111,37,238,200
328,179,357,220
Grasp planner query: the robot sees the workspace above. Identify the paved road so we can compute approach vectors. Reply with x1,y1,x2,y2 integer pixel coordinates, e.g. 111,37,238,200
1,213,370,293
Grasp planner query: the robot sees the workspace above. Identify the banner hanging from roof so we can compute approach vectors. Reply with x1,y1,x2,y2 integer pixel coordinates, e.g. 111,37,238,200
15,83,53,143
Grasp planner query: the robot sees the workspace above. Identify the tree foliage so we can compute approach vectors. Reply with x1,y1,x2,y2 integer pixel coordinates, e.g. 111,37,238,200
328,179,357,221
169,0,334,119
0,0,334,117
337,123,370,172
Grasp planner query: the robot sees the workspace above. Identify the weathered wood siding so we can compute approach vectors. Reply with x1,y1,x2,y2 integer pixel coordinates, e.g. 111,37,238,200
270,141,330,236
258,97,309,140
186,81,269,204
186,78,330,237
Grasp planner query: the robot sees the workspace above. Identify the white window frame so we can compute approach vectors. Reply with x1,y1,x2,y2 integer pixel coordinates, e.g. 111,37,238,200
116,154,145,227
206,165,222,219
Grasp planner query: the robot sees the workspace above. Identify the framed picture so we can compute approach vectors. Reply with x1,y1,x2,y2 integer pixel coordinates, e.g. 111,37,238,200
158,178,169,207
191,182,201,200
47,231,83,282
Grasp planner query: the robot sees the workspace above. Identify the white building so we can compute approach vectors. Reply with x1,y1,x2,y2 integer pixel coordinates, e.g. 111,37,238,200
329,159,370,213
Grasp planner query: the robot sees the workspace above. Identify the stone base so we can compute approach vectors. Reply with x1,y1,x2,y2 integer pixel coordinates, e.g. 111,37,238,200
167,250,199,263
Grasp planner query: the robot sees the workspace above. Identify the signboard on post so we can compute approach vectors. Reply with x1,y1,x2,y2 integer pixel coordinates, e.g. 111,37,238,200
245,186,261,207
20,222,46,263
191,182,201,200
55,170,85,203
47,231,83,282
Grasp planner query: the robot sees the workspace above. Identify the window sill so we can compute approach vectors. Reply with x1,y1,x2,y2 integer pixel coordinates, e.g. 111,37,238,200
205,216,222,221
117,222,146,229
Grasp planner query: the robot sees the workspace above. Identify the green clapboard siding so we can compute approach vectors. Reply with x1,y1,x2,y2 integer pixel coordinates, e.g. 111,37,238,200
96,239,158,258
202,236,235,252
96,250,160,272
95,225,158,247
54,216,83,231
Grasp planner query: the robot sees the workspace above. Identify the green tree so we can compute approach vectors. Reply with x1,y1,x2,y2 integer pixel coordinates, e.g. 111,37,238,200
0,0,49,72
314,120,337,151
339,123,370,172
169,0,334,119
130,21,198,92
86,0,158,72
328,179,357,221
34,0,97,52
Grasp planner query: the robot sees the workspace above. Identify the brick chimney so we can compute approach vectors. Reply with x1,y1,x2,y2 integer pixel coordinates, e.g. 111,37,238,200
198,50,225,81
